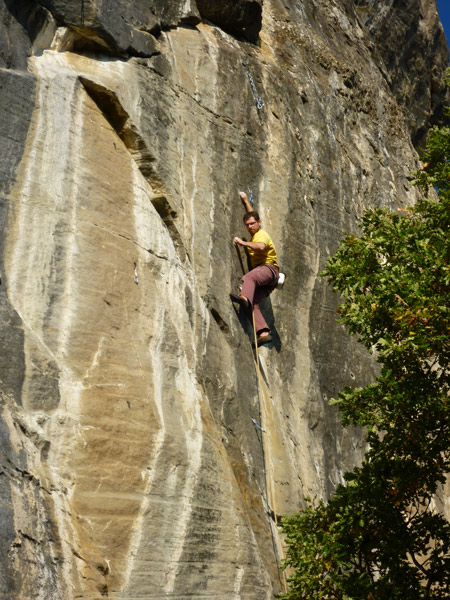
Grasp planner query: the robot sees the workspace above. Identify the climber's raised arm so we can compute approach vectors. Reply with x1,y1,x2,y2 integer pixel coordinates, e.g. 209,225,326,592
239,190,253,213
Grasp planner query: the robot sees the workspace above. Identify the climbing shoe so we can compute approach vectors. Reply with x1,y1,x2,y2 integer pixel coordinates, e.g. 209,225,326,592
252,333,272,348
230,293,250,309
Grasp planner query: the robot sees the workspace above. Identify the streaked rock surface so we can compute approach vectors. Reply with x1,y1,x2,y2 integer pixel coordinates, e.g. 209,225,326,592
0,0,448,598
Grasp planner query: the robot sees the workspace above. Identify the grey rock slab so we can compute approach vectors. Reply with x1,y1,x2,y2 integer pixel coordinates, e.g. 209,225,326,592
38,0,201,56
0,0,448,598
196,0,263,42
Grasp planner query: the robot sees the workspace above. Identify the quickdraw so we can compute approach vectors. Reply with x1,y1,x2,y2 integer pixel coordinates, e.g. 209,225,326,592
246,71,264,110
248,187,255,207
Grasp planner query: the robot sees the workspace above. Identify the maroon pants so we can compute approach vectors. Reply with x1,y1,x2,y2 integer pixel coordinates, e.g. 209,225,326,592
241,265,278,334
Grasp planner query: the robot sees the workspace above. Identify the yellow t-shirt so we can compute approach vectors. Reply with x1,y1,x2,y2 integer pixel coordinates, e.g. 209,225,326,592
248,229,279,269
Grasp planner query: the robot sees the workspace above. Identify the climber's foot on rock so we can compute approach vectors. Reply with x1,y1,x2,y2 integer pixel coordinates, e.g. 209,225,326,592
252,332,272,348
230,293,250,309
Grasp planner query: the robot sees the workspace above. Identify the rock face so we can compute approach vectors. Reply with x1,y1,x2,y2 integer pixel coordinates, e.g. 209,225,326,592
355,0,449,144
0,1,448,598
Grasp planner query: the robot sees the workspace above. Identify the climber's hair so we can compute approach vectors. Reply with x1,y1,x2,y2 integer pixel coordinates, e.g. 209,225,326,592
243,210,260,222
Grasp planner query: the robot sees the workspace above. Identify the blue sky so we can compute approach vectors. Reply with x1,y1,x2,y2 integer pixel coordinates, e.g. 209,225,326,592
437,0,450,49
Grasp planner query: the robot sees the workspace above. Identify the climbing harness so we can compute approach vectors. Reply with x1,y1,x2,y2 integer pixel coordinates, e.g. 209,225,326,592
246,71,264,110
266,264,279,284
264,263,286,290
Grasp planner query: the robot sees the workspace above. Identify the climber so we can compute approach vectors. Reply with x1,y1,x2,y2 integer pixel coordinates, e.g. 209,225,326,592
230,191,279,347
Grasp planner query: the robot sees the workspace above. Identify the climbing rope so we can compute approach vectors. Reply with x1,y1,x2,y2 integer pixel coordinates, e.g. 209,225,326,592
81,0,85,26
251,308,287,593
235,70,288,590
234,243,286,591
246,71,264,110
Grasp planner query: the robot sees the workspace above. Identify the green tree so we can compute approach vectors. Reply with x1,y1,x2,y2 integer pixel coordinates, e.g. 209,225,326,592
280,119,450,598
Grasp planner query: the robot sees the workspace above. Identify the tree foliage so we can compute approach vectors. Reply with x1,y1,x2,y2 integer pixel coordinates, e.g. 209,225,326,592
280,115,450,598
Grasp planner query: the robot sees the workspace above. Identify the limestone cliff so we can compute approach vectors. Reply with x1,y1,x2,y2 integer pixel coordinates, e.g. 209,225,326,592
0,1,448,598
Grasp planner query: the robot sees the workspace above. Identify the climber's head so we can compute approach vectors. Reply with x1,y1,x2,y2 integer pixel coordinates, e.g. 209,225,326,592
243,211,261,235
